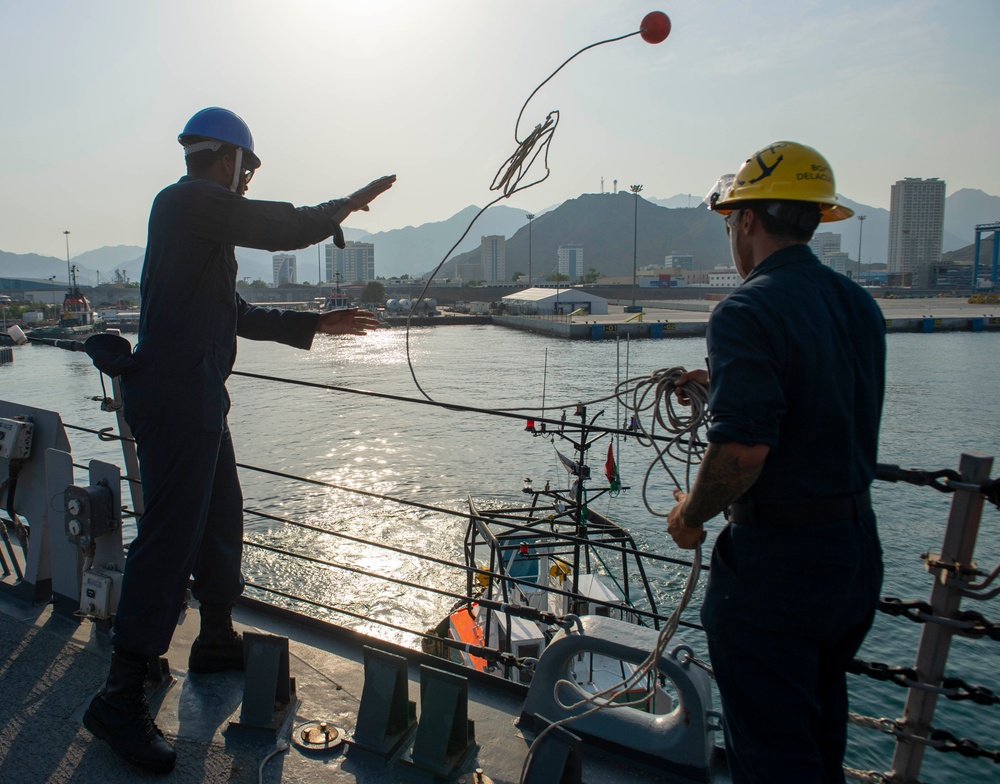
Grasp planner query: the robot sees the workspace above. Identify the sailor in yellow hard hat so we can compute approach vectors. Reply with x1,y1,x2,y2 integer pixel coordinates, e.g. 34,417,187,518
668,142,885,783
704,141,854,280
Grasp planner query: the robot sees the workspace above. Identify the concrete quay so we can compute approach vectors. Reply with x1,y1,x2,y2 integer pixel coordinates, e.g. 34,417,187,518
491,297,1000,340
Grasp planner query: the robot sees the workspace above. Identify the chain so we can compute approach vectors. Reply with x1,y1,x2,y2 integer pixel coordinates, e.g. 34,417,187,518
878,597,934,622
939,675,1000,706
849,657,1000,705
875,464,999,509
877,597,1000,641
981,478,1000,509
848,658,918,688
952,609,1000,641
876,464,960,492
928,729,1000,763
847,712,1000,768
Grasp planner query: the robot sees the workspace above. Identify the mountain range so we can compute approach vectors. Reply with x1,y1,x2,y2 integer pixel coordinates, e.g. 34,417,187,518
2,189,997,286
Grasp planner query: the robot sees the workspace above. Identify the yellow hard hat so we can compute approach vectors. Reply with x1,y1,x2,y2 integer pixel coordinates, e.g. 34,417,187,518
711,141,854,223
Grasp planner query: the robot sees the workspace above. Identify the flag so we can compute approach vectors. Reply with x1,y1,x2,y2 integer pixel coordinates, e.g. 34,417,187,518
605,444,621,492
555,448,582,475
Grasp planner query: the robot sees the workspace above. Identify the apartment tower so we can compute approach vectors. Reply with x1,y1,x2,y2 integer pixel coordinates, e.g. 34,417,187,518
887,177,945,289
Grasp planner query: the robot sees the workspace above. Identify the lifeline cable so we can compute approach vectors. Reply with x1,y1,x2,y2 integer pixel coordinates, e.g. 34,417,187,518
404,15,670,403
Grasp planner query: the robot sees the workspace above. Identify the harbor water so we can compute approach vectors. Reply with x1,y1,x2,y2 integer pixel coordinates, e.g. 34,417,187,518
2,325,998,782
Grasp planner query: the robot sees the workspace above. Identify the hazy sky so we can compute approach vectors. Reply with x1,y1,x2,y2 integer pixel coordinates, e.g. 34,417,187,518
2,0,997,257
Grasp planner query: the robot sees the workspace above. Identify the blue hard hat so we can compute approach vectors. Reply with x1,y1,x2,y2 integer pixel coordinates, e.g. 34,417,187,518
178,107,261,168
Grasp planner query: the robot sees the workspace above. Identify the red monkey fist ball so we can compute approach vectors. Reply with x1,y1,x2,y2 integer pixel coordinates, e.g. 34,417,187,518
640,11,671,44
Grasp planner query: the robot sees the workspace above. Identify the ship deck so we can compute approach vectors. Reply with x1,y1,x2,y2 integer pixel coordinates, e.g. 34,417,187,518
0,588,728,784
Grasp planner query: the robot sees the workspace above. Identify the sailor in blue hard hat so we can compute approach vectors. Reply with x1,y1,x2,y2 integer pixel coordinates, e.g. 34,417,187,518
178,107,262,194
82,106,394,774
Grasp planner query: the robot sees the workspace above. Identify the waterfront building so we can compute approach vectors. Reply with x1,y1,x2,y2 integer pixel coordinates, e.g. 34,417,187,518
810,232,841,260
664,254,694,271
809,233,853,276
481,235,506,283
327,241,375,284
708,268,740,287
888,177,945,289
823,251,851,276
931,262,973,291
272,253,296,286
557,244,584,281
456,260,483,282
501,286,608,316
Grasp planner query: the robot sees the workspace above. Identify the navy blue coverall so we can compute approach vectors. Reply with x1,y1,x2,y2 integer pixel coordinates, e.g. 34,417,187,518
113,176,343,656
700,244,886,784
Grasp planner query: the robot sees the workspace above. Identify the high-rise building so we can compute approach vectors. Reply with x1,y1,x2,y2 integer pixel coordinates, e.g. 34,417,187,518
480,235,505,283
664,254,694,271
455,260,483,282
272,254,296,286
823,251,851,276
326,241,375,284
809,233,851,276
558,244,584,280
887,177,945,289
809,232,841,260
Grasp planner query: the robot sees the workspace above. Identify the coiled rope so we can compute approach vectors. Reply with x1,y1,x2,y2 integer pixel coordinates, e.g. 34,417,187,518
405,28,646,403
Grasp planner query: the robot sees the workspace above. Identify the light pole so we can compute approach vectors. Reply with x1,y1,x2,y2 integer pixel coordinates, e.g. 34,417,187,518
47,274,57,319
856,214,866,284
63,230,71,290
630,184,643,311
525,213,534,286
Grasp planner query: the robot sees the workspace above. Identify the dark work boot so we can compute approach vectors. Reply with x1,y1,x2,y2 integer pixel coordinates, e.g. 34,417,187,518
83,648,176,774
188,602,245,674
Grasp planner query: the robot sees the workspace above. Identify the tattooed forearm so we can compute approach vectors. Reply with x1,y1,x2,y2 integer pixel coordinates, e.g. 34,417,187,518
682,442,767,527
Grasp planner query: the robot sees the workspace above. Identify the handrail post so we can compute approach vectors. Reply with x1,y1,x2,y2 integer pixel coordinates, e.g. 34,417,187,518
889,452,993,782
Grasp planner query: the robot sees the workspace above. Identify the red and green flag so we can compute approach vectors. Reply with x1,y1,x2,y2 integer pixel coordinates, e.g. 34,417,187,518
605,443,621,493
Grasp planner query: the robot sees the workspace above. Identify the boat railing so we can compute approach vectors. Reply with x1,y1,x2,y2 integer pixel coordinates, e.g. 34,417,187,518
2,369,998,784
465,500,670,622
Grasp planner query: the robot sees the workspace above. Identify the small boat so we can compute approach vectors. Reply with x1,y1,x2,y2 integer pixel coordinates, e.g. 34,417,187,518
425,407,678,713
324,290,352,309
30,267,104,338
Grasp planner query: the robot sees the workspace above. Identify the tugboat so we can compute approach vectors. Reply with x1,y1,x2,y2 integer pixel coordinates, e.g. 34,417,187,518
323,272,352,310
30,265,104,338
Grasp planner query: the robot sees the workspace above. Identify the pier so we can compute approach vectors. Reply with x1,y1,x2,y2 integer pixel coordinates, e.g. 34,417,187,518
488,297,1000,340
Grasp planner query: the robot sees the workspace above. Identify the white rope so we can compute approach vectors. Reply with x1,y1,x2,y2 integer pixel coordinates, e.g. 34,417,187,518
519,365,710,782
848,711,899,734
613,366,710,514
257,740,288,784
843,767,892,784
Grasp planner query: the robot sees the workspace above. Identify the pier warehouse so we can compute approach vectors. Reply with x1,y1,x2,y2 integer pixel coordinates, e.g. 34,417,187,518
501,287,609,316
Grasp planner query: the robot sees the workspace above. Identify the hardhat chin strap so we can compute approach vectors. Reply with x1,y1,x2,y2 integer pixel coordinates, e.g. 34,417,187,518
230,147,243,193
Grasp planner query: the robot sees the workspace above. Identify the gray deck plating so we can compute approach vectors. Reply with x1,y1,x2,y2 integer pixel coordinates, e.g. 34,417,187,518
0,592,721,783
